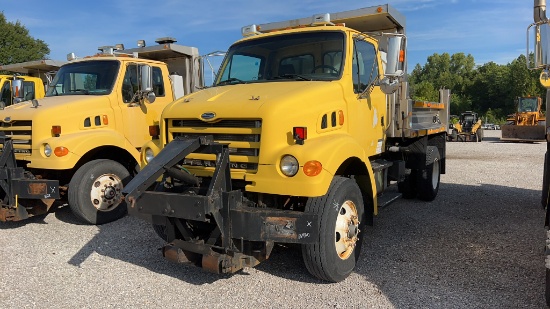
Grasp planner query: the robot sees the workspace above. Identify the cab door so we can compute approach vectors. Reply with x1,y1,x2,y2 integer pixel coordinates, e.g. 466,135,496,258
118,63,172,149
349,38,387,156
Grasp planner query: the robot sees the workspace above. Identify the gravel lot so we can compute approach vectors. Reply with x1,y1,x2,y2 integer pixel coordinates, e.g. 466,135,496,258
0,130,547,308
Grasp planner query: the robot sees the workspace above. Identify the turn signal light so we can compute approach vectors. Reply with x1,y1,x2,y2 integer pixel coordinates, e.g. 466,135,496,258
54,146,69,157
103,115,109,125
399,50,405,62
303,160,322,176
338,110,344,125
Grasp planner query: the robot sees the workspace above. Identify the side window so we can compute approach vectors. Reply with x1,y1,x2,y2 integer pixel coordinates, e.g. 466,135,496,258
152,67,165,97
0,81,11,105
220,54,262,81
280,55,314,75
121,65,138,103
22,81,35,101
352,40,379,93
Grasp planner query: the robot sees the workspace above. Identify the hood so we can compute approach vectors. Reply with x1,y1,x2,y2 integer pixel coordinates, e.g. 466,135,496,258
0,95,112,121
163,81,344,120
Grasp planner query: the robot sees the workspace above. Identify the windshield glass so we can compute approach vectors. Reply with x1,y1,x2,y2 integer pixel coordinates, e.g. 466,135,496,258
215,31,345,86
46,60,119,96
518,97,538,112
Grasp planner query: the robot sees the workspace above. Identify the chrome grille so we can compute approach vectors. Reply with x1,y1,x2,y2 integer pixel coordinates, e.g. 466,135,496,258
0,120,32,155
168,119,261,173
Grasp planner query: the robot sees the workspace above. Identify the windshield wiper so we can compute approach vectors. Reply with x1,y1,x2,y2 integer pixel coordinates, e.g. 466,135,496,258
217,77,247,86
273,74,312,81
68,89,90,95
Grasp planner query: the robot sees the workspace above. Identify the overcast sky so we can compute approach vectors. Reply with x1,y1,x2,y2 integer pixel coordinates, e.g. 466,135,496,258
1,0,531,70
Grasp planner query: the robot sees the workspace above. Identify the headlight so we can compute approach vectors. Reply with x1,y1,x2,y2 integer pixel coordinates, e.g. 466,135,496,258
44,144,52,157
144,148,155,163
280,155,299,177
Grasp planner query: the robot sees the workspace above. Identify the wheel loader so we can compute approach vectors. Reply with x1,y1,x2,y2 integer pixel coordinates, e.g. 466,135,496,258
448,111,483,142
500,96,546,142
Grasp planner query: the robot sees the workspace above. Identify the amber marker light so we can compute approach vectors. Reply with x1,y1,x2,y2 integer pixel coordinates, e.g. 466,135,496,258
338,110,345,125
377,6,383,13
54,146,69,157
399,50,405,62
303,160,322,177
103,115,109,125
51,125,61,137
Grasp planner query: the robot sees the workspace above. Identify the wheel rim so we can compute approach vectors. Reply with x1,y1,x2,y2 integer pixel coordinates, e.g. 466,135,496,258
89,173,124,212
334,200,360,260
431,158,440,189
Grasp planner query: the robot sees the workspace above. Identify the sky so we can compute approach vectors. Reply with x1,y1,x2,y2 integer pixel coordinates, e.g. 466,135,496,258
1,0,533,73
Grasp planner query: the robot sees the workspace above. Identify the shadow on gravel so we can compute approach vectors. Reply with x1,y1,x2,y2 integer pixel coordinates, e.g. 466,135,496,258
354,182,546,308
63,181,547,307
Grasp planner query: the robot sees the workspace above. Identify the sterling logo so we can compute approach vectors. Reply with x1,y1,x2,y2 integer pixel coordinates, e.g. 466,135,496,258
201,112,216,120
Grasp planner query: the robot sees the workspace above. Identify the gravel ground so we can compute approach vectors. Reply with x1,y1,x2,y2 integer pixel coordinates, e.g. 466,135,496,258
0,130,547,308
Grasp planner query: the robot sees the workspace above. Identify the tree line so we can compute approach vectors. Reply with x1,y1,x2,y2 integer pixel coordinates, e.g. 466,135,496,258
409,52,545,124
0,11,543,125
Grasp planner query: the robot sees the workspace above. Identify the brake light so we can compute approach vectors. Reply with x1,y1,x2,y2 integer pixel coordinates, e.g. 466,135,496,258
149,125,160,138
51,125,61,137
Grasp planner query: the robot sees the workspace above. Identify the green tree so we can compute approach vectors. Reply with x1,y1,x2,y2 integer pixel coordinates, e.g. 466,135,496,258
0,12,50,65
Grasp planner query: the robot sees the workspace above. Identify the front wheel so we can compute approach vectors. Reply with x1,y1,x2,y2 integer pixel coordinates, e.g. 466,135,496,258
416,146,441,201
68,159,131,225
302,176,366,282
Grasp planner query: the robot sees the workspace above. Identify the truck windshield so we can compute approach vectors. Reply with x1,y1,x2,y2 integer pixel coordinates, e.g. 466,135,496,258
215,31,345,86
46,60,120,96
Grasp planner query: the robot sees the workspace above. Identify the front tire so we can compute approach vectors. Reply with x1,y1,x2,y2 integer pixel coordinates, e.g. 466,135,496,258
416,146,441,201
302,176,365,282
68,159,130,225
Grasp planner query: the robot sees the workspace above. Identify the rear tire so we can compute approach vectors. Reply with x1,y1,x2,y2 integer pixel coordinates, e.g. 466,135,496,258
302,176,365,282
416,146,441,201
68,159,130,225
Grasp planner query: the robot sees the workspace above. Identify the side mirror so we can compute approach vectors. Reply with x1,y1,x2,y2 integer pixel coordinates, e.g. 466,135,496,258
529,23,550,69
385,36,406,77
140,65,153,93
11,79,24,99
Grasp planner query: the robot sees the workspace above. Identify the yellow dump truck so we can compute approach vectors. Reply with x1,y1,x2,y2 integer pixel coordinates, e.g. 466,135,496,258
0,60,65,106
0,38,203,224
123,4,450,281
501,96,546,142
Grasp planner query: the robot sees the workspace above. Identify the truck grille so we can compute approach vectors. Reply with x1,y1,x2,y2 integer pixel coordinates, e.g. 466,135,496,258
168,119,261,173
0,120,32,156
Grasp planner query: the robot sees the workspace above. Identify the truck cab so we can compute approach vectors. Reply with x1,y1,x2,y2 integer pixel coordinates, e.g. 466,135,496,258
0,38,203,224
0,59,65,106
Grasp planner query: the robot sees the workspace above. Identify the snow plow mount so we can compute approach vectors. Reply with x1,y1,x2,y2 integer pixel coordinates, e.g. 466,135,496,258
123,135,318,274
0,136,60,222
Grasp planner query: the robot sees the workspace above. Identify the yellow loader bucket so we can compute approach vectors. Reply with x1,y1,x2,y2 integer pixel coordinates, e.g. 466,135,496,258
500,124,546,142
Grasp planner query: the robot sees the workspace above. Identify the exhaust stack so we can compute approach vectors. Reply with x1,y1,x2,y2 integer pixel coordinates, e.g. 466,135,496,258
535,0,548,23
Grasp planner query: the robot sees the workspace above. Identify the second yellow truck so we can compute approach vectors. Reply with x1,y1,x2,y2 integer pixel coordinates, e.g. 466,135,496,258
0,38,203,224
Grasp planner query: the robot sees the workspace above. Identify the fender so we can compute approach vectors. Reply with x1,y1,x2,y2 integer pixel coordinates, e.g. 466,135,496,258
247,133,378,207
27,129,139,169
